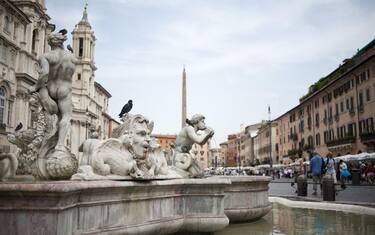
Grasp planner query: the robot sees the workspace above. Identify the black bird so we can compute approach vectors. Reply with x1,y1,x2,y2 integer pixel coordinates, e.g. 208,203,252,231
59,29,68,35
119,100,133,118
15,122,23,132
67,44,74,53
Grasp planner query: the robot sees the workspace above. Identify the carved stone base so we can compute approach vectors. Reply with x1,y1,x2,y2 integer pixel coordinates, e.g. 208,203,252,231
33,149,78,180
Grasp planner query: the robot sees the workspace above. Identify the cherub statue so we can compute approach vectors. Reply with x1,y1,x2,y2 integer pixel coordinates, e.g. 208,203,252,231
173,114,214,177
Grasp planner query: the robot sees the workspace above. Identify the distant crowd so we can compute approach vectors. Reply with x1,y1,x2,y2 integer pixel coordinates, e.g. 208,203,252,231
204,152,375,190
309,152,374,190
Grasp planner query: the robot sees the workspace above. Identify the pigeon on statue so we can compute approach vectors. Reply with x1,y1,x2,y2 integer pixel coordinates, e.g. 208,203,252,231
58,29,68,35
67,44,73,53
119,100,133,118
15,122,23,132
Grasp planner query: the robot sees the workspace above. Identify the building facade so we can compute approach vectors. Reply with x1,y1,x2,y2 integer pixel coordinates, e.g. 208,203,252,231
152,134,176,150
219,142,228,167
0,1,116,156
240,123,261,166
208,147,220,168
0,0,52,153
226,134,239,167
191,142,209,169
275,38,375,161
255,121,279,164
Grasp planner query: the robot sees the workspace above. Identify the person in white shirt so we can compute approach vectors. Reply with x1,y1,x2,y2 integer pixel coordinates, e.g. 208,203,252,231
324,152,337,184
339,160,349,184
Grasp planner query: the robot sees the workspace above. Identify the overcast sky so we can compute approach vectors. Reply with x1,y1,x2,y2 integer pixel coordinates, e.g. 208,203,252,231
46,0,375,145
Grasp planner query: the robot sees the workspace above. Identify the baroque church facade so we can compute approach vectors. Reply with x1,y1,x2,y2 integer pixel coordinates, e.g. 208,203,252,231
0,0,117,156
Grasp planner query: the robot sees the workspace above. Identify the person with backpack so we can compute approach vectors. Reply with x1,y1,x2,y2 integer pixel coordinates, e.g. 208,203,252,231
310,152,323,196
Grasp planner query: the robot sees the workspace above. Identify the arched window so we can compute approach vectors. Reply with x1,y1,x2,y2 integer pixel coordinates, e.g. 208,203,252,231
32,29,38,52
0,87,6,124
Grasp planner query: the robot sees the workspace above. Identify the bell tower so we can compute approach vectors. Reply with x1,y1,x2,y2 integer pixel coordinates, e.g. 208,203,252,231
70,2,98,155
72,2,96,64
71,2,97,102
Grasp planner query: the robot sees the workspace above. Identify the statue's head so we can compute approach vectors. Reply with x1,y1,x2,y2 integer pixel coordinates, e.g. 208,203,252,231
47,30,67,48
113,114,154,158
189,114,206,130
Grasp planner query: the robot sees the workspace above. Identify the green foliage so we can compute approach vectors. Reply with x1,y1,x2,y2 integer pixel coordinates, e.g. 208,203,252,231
299,77,330,102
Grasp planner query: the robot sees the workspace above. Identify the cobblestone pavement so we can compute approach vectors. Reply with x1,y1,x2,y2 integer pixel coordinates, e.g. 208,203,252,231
269,178,375,205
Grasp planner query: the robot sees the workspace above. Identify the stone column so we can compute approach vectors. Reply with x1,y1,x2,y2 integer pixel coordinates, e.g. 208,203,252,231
181,66,187,129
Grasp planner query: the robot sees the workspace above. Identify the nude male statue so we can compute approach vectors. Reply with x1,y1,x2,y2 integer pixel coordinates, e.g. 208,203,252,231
31,30,76,152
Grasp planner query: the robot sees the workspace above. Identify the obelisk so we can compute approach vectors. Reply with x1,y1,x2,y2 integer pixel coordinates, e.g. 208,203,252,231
181,66,187,128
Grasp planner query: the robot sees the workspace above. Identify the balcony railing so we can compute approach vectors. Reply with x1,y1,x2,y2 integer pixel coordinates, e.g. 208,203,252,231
349,108,355,116
326,136,356,147
334,114,339,122
289,133,298,141
360,132,375,142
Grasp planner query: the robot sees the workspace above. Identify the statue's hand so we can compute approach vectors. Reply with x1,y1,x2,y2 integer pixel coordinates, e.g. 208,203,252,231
206,127,214,137
210,130,215,137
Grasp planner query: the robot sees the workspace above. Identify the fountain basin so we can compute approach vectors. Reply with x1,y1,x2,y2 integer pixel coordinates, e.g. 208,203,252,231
216,197,375,235
0,176,272,235
217,176,272,222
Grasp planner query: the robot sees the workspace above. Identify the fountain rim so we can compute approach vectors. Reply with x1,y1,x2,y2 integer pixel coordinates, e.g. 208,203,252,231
270,196,375,216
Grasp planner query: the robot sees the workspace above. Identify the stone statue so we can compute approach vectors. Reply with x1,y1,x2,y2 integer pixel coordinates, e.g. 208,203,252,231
172,114,214,178
0,153,18,181
72,114,181,180
7,30,78,180
31,29,76,152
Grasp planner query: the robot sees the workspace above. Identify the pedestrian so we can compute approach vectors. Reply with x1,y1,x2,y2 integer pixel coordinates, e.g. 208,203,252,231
365,162,374,184
339,160,350,186
360,161,367,183
310,152,323,196
324,152,337,184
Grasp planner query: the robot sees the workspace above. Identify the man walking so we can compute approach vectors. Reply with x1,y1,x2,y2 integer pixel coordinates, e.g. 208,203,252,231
310,152,323,196
325,152,337,184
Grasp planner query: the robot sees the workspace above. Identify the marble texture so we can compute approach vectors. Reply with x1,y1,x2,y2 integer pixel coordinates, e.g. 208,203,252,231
0,178,230,235
173,114,214,178
73,114,182,180
269,197,375,216
0,176,272,234
219,176,272,222
0,153,18,181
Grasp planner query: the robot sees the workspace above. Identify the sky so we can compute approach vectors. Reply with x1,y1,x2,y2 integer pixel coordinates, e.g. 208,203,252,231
45,0,375,145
